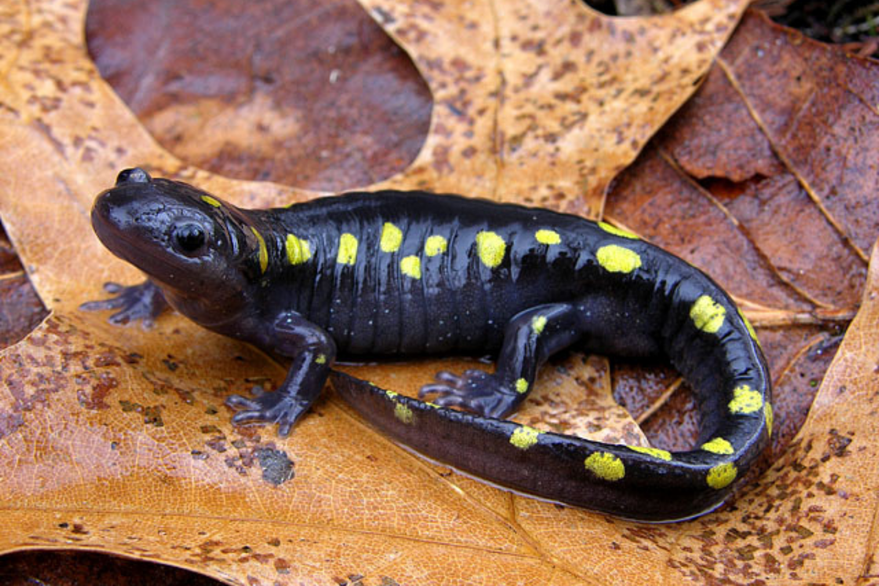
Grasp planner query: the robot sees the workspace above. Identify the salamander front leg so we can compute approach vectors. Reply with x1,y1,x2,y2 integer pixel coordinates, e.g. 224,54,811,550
79,280,169,327
419,303,582,418
226,312,336,436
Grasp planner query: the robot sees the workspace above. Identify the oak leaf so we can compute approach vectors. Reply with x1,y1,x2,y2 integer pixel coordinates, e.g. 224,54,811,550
0,0,877,585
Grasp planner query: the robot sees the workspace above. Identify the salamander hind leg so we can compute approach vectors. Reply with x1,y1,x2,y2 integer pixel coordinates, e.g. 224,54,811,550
419,303,582,419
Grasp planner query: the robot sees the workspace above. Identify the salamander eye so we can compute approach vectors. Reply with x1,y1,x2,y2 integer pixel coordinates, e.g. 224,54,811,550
173,223,207,255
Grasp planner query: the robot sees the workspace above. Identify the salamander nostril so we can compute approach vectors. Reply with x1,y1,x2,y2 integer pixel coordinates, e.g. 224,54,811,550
116,167,152,185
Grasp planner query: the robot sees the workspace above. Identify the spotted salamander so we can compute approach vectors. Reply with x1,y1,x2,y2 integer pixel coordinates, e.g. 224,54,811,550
82,168,772,521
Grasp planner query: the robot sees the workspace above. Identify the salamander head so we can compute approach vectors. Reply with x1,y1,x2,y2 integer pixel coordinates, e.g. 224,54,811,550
91,168,258,320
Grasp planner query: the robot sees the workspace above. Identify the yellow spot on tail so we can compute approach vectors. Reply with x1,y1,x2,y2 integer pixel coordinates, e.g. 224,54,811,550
701,437,734,455
337,233,358,265
285,234,312,265
535,229,561,245
531,315,547,335
250,227,268,273
738,308,761,347
629,446,672,461
400,255,422,279
707,462,737,489
584,452,625,481
424,235,448,257
510,426,541,450
690,295,726,334
729,384,763,415
476,231,506,268
315,354,326,365
515,378,529,394
201,195,222,208
380,222,403,252
598,221,639,239
765,402,774,437
394,402,414,424
596,245,641,274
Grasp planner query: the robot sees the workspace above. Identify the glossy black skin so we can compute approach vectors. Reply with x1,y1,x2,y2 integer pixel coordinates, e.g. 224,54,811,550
83,168,772,521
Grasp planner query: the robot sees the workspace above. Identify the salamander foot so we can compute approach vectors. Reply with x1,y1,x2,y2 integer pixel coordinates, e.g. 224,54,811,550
79,281,168,327
226,389,312,437
419,369,519,419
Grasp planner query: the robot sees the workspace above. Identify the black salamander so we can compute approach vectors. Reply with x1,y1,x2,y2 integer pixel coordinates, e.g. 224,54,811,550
82,168,772,521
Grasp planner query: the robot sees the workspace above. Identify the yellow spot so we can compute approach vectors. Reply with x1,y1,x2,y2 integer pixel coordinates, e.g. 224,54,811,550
531,315,547,335
201,195,222,208
584,452,625,481
596,245,642,274
765,402,774,438
315,354,326,365
707,462,737,489
510,426,541,450
424,235,448,257
250,227,268,273
701,437,734,455
380,222,403,253
476,231,506,268
729,384,763,415
285,234,312,265
426,402,440,409
738,308,761,347
394,402,414,424
515,378,529,394
690,295,726,334
598,221,639,239
535,229,561,245
384,390,398,399
629,446,672,461
337,233,358,265
400,255,422,279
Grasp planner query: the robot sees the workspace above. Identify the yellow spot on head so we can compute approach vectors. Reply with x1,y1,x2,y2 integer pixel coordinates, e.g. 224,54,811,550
394,402,414,424
535,229,561,245
598,221,639,239
285,234,312,265
690,295,726,334
384,390,398,399
596,245,642,274
201,195,222,208
337,233,358,265
380,222,403,253
250,227,268,273
629,445,672,461
515,378,529,394
315,354,326,365
729,384,763,415
584,452,625,481
510,426,541,450
707,462,737,489
531,315,547,335
424,235,448,257
701,437,734,455
400,255,422,279
476,231,506,268
765,402,773,438
738,308,761,347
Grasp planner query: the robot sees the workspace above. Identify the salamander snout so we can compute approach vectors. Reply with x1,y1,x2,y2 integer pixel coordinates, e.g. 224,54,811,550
116,167,152,186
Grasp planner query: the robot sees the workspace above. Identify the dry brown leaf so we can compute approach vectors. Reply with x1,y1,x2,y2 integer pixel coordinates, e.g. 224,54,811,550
1,0,878,584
